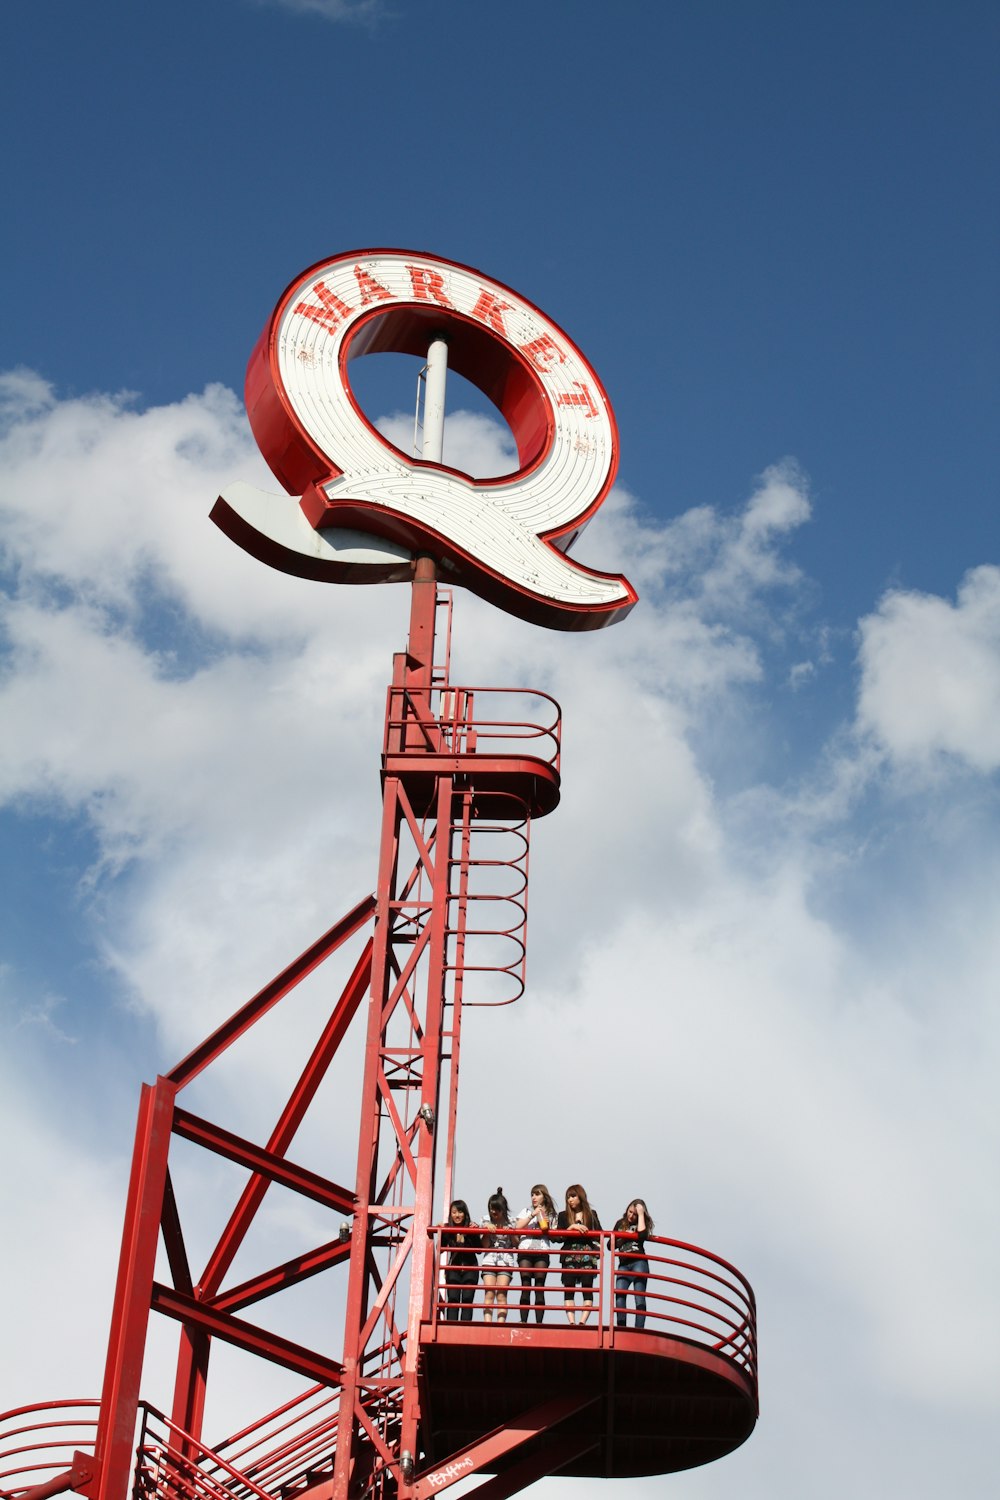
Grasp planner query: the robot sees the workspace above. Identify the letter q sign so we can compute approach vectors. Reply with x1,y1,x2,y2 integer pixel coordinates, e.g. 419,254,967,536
212,250,637,630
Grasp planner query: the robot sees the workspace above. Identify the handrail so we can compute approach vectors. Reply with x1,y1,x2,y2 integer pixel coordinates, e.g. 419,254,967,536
135,1405,274,1500
143,1382,395,1500
0,1403,98,1500
445,805,531,1009
429,1228,757,1396
384,684,561,773
2,1227,754,1500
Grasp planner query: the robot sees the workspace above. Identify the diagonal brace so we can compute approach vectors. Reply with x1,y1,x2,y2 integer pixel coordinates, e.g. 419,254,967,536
172,1109,354,1214
412,1394,598,1500
457,1434,599,1500
151,1284,344,1388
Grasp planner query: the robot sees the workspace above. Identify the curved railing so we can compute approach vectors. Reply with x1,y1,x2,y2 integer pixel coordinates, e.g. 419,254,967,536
0,1401,98,1500
429,1228,758,1399
0,1389,350,1500
445,801,531,1008
1,1233,754,1500
385,684,562,772
134,1404,275,1500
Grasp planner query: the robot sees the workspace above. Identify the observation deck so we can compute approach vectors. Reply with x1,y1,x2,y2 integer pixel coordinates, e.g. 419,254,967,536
0,1235,756,1500
382,682,562,820
420,1229,758,1482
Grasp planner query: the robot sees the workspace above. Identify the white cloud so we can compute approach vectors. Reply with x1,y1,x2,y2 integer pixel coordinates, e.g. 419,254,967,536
1,376,997,1496
0,995,128,1398
0,366,56,421
856,565,1000,776
587,461,810,618
377,408,518,479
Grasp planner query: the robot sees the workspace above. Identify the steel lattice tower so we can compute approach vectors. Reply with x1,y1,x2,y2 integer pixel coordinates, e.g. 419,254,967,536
0,251,757,1500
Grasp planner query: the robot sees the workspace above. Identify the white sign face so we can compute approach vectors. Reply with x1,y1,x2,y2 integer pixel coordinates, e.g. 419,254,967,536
213,250,636,630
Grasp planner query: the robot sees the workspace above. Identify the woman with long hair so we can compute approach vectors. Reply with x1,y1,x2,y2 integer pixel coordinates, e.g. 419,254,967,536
613,1198,654,1329
442,1198,478,1322
556,1184,602,1325
515,1184,557,1324
480,1187,516,1323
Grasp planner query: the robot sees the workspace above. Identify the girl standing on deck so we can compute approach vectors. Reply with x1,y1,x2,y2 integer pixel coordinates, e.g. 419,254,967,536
442,1199,478,1322
515,1184,557,1324
557,1184,602,1325
480,1188,516,1323
613,1198,653,1329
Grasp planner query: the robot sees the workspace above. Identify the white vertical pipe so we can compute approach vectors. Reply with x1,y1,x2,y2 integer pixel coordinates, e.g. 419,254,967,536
422,336,448,464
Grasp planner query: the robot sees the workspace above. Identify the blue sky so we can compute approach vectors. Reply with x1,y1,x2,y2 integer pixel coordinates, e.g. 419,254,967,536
1,3,998,1499
4,0,996,611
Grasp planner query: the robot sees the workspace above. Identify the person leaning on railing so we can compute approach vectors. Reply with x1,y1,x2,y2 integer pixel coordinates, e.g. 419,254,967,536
442,1198,478,1321
515,1183,558,1324
613,1198,653,1329
556,1184,602,1326
479,1187,517,1323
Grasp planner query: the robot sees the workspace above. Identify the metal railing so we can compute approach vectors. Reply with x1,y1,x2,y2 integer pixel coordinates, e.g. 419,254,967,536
207,1384,341,1498
445,802,530,1008
429,1228,757,1393
2,1227,754,1500
384,685,561,772
134,1387,349,1500
135,1405,273,1500
0,1390,348,1500
0,1401,99,1500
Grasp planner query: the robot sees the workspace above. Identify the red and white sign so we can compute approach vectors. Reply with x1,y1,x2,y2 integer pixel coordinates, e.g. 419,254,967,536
212,250,636,630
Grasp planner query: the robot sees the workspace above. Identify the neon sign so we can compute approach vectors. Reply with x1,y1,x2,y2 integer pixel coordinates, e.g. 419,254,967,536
213,250,636,630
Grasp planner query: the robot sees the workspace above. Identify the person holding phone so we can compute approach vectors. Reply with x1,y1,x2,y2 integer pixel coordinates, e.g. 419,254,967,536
613,1198,653,1328
515,1184,557,1324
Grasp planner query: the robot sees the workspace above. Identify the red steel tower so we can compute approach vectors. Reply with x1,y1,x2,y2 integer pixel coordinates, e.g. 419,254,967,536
1,251,757,1500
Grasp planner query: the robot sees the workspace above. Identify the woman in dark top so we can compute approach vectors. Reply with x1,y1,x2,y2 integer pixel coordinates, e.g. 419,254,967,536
556,1183,602,1325
613,1198,653,1328
442,1198,478,1322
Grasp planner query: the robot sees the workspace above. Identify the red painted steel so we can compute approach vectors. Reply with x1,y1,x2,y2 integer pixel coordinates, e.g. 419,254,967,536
150,1286,345,1387
136,1404,275,1500
410,1395,598,1500
197,936,374,1297
3,589,758,1500
445,1435,598,1500
0,1403,98,1500
167,897,376,1090
428,1228,758,1382
170,1109,355,1213
93,1079,176,1500
0,890,384,1500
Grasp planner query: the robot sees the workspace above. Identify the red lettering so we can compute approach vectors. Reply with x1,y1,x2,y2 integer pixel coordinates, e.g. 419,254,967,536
556,382,599,418
293,280,354,335
520,333,566,371
469,289,514,336
353,265,392,305
406,265,454,305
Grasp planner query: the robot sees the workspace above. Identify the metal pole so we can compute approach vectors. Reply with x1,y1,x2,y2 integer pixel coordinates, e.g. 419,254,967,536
93,1080,177,1500
421,337,448,465
408,337,448,687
